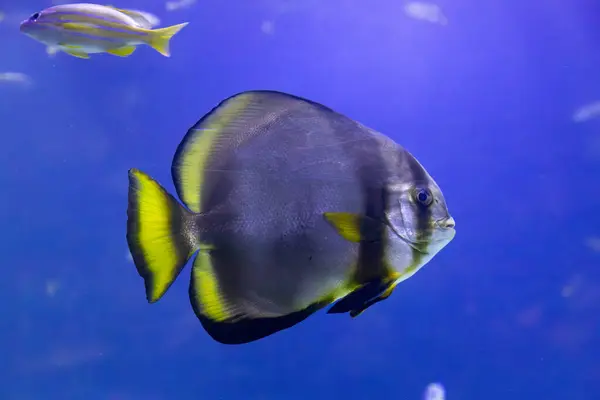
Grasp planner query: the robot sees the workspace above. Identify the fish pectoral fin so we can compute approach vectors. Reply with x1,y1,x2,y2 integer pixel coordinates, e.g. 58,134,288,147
107,45,136,57
148,22,189,57
323,212,383,242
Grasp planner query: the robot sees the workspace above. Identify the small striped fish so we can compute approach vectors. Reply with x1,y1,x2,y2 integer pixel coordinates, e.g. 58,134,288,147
19,3,188,59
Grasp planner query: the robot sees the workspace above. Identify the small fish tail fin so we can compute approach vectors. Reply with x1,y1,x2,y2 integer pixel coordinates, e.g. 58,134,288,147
148,22,188,57
127,168,199,303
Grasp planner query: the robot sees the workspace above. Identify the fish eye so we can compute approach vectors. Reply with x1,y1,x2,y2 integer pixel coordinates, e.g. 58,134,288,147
414,188,433,207
29,12,40,21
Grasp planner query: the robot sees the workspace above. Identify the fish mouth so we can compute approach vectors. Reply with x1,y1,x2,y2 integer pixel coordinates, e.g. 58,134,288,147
383,216,456,255
19,21,34,33
436,216,456,230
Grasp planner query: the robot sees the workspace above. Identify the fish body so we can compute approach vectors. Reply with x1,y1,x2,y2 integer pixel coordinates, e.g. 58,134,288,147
19,3,188,58
126,91,456,344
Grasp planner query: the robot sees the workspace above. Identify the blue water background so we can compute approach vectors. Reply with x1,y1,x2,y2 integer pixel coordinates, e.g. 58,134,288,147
1,0,599,399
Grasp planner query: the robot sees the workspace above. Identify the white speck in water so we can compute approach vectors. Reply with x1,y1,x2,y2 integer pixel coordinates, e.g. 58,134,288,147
584,236,600,253
424,383,445,400
45,280,60,297
573,101,600,122
261,20,275,35
404,2,448,25
0,72,32,86
166,0,196,11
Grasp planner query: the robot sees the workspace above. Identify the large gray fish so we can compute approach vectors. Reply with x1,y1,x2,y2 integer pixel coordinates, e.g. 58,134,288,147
126,90,456,345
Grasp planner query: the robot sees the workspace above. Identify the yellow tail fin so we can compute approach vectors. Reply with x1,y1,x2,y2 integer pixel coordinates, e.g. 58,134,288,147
148,22,189,57
127,168,198,303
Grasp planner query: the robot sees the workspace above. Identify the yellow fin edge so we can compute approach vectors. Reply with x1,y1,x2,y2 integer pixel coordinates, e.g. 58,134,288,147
127,168,196,303
191,252,236,322
174,93,252,212
148,22,189,57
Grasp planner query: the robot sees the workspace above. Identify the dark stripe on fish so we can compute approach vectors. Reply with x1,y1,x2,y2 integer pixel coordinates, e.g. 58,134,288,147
355,180,388,282
325,121,391,316
404,152,432,264
329,120,390,284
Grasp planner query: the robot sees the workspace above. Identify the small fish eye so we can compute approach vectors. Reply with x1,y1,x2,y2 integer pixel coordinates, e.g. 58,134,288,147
29,12,40,21
415,188,433,206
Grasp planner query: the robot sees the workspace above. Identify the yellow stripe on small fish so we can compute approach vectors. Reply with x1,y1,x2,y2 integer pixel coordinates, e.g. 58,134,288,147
61,22,148,39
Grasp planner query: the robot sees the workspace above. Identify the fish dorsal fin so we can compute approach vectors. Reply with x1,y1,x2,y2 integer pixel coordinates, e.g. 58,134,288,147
106,5,160,28
171,91,333,213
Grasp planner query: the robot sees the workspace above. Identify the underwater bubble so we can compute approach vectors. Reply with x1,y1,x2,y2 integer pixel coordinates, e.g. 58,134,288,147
573,101,600,122
45,280,60,297
424,382,445,400
166,0,196,11
584,236,600,253
261,20,275,34
404,2,447,25
0,72,32,86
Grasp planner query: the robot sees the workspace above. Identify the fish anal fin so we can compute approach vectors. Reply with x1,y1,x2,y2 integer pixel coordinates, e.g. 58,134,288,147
189,251,242,323
198,306,322,345
58,43,90,59
63,49,90,59
107,45,136,57
189,252,325,344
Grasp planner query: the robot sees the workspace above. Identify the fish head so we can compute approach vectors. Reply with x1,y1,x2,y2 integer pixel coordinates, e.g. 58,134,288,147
383,152,455,280
20,8,65,44
20,10,45,36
